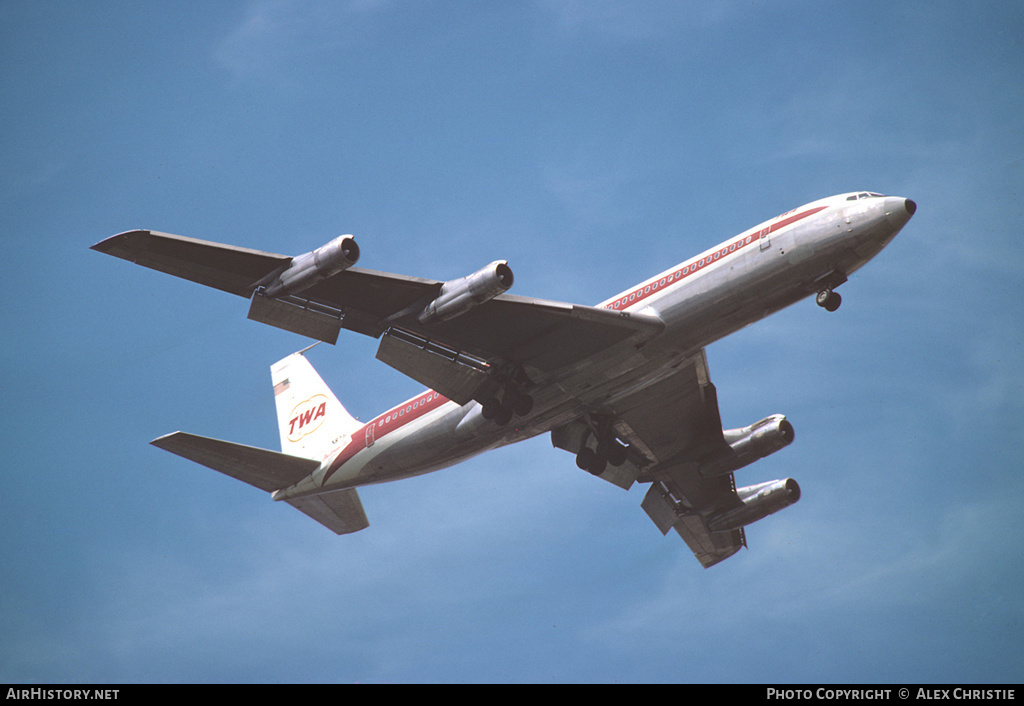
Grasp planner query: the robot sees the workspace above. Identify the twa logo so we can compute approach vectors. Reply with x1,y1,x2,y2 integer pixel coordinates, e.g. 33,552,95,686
287,394,328,442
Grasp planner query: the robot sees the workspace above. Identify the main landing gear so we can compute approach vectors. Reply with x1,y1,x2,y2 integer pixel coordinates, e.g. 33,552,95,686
816,288,842,312
575,421,629,476
576,438,628,476
480,386,534,426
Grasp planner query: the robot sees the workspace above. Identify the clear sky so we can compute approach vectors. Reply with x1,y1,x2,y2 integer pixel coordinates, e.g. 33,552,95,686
2,0,1022,684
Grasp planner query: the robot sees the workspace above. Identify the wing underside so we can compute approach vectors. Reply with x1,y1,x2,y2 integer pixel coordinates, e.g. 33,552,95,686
92,229,664,396
604,351,748,567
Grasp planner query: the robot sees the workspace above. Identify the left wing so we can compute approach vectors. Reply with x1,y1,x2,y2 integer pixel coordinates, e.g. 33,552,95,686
599,349,800,567
606,350,748,567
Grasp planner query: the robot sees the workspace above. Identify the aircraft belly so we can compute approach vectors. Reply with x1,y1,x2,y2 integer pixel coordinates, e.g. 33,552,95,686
326,404,503,489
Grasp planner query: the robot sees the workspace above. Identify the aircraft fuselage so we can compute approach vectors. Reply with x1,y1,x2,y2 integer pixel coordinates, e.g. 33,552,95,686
272,192,915,502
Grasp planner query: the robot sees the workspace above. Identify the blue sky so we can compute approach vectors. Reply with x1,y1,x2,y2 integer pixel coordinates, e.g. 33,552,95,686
2,0,1022,684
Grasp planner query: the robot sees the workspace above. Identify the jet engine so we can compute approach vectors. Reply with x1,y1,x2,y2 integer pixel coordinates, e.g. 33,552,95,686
700,414,794,477
417,260,514,324
707,478,801,532
263,235,360,297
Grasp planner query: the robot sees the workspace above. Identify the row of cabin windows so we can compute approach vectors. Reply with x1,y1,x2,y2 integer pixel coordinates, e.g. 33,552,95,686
610,234,756,309
378,391,442,426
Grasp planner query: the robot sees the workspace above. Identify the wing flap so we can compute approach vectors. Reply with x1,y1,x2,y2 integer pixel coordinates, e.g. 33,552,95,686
672,516,744,569
248,291,342,344
151,431,319,493
375,329,496,405
641,476,746,568
285,489,370,535
397,296,663,374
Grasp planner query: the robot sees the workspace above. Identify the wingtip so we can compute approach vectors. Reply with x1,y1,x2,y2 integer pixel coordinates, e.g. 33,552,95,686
90,229,148,253
150,431,184,447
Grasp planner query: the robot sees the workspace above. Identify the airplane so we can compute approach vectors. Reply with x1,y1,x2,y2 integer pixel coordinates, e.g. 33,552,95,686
91,191,915,567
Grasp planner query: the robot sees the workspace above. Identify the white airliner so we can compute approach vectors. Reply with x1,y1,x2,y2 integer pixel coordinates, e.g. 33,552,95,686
92,191,915,567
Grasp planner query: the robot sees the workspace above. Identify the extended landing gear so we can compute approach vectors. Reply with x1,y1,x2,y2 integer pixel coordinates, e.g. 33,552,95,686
816,288,842,312
575,423,629,476
576,439,629,476
480,386,534,426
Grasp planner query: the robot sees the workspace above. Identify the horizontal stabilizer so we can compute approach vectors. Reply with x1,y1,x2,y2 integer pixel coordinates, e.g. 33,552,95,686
151,431,319,493
286,489,369,534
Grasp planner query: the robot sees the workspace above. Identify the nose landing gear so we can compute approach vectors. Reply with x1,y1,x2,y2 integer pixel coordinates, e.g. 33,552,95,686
816,288,842,312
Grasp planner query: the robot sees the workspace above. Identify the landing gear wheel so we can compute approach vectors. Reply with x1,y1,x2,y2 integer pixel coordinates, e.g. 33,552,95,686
576,447,596,471
575,447,607,475
503,388,534,417
480,397,501,420
494,403,514,426
599,440,628,467
512,393,534,417
816,289,842,312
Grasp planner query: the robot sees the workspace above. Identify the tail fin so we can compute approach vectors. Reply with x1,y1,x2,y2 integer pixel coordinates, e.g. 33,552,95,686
271,348,363,461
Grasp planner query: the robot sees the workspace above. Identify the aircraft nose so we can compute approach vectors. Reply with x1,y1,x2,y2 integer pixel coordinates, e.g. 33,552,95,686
885,197,916,230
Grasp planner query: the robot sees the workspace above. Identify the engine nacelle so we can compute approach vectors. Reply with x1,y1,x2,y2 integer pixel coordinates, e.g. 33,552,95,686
707,478,801,532
417,260,514,325
264,234,360,297
700,414,794,477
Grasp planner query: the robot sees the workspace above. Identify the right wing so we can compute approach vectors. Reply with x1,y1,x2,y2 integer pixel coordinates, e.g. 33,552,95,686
91,230,291,297
93,229,664,399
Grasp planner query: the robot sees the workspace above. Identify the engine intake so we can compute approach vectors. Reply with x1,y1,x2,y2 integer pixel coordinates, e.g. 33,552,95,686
264,235,360,297
418,260,514,324
700,414,794,477
707,478,801,532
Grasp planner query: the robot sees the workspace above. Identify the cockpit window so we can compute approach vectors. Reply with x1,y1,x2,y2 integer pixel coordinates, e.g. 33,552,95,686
846,192,886,200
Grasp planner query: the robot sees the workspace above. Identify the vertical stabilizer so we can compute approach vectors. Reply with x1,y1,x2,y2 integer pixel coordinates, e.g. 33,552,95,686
271,349,363,461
